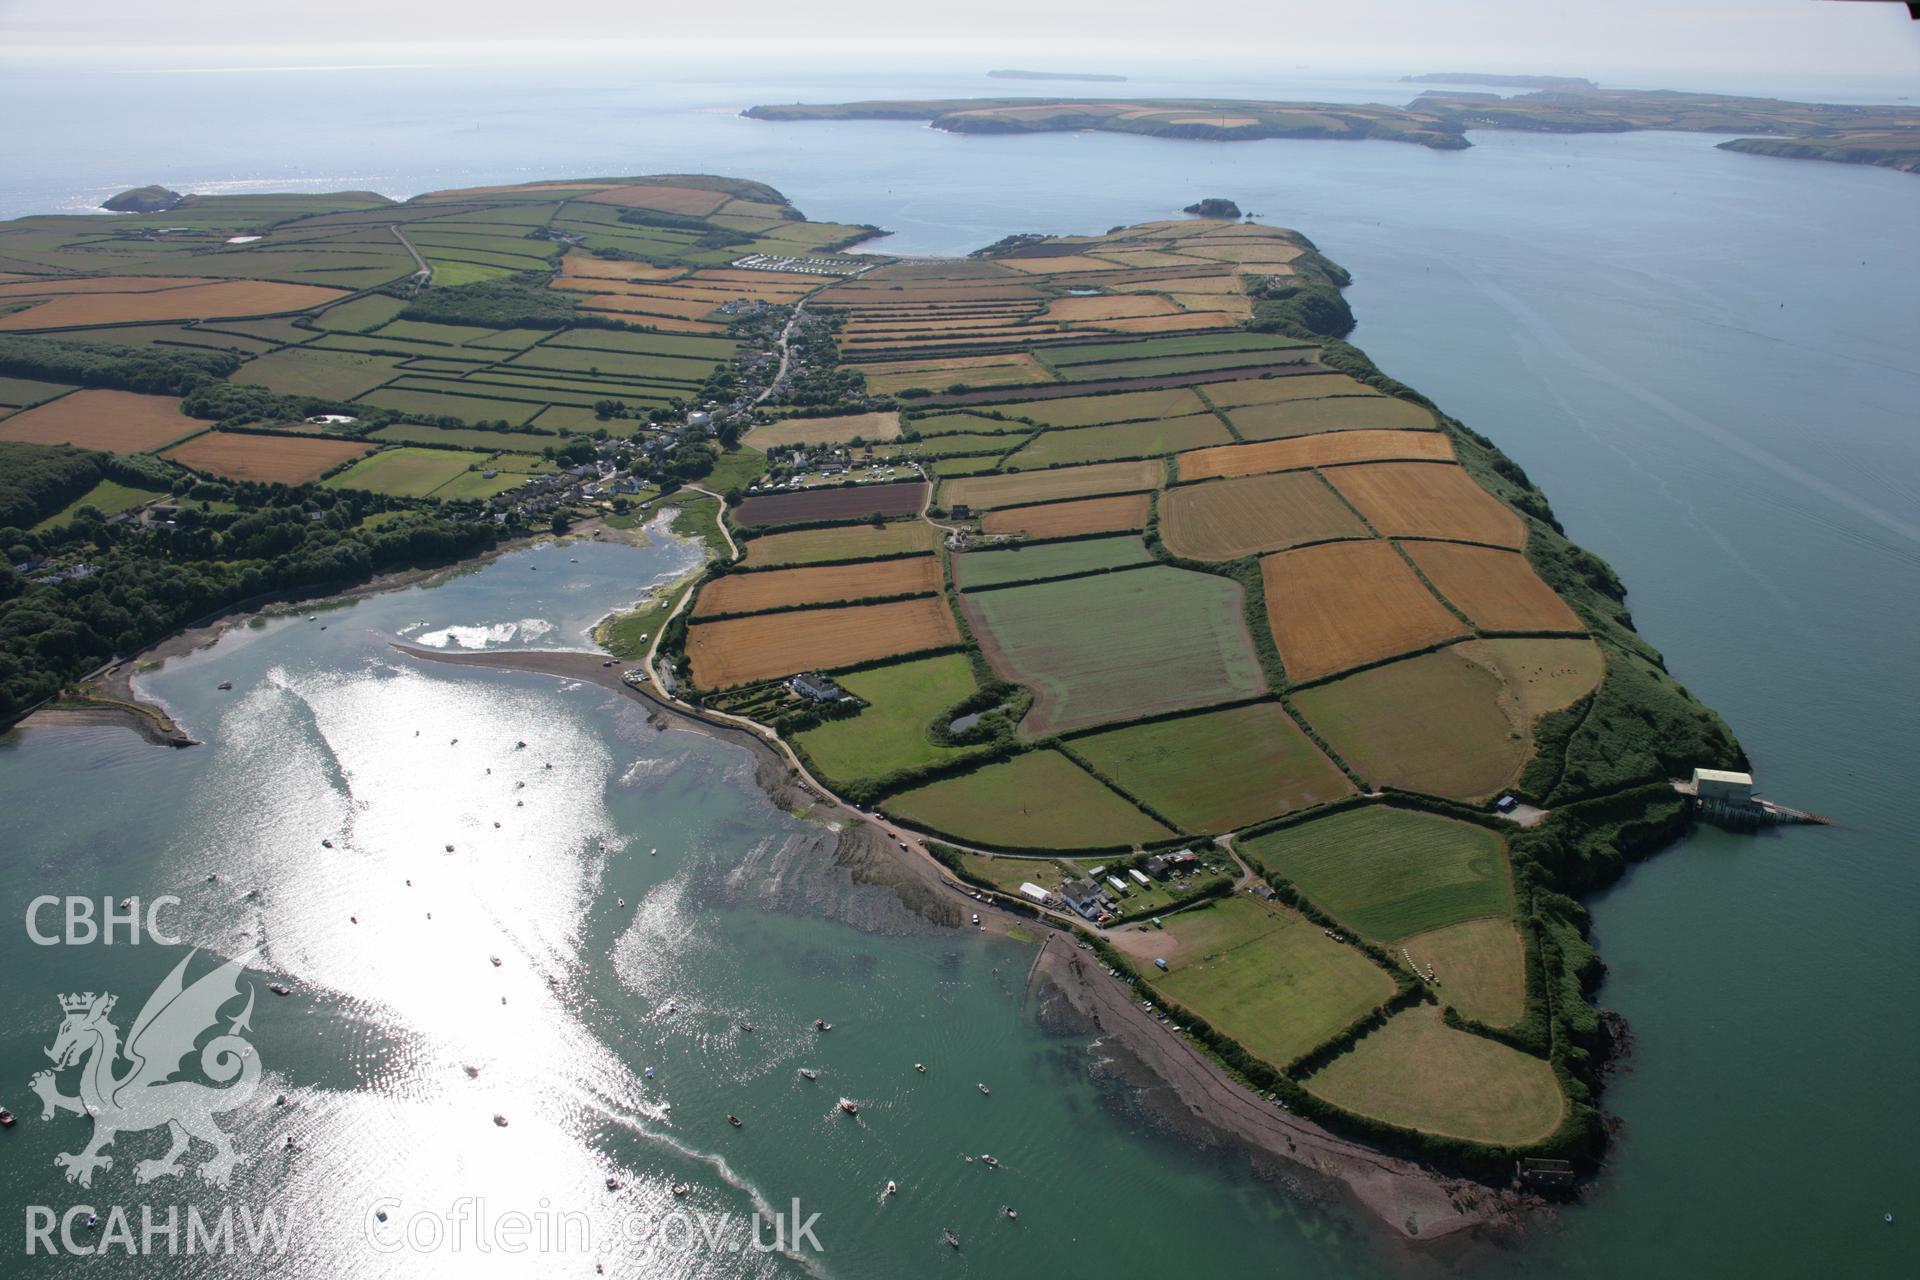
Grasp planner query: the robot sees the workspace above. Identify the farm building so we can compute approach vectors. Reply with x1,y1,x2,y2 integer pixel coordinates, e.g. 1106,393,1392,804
1143,854,1170,878
790,672,849,703
1059,879,1107,920
1018,882,1054,907
1691,768,1753,804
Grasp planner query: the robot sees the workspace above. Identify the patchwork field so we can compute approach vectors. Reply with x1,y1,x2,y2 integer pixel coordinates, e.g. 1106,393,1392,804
0,390,208,453
737,520,939,567
1401,542,1584,632
794,653,987,785
978,492,1150,538
1225,395,1437,440
1069,701,1354,833
883,750,1173,849
232,346,406,400
1149,897,1397,1067
1325,463,1526,548
1201,373,1382,407
0,279,349,330
1178,428,1453,481
962,565,1265,735
744,411,901,450
1292,647,1529,800
1302,1007,1563,1145
368,424,550,452
1240,806,1512,941
1159,471,1367,560
1398,918,1528,1028
691,556,941,616
166,431,374,484
951,535,1153,590
1462,637,1606,717
685,595,961,688
1009,412,1231,468
319,445,493,496
990,387,1207,428
1262,540,1466,682
731,481,927,527
941,459,1162,511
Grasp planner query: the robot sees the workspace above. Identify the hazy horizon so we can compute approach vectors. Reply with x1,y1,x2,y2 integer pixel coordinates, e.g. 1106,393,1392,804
4,0,1918,84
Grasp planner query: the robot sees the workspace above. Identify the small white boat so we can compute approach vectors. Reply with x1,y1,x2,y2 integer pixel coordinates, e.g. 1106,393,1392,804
798,1068,818,1081
914,1063,926,1073
980,1154,998,1168
1003,1205,1018,1221
977,1083,990,1095
838,1099,859,1116
493,1114,509,1127
0,1107,16,1127
489,956,501,968
268,982,292,996
671,1184,689,1197
813,1018,831,1032
884,1180,897,1197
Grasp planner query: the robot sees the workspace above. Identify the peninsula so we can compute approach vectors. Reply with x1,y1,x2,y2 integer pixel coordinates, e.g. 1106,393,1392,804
744,87,1920,174
989,69,1128,83
0,175,1746,1224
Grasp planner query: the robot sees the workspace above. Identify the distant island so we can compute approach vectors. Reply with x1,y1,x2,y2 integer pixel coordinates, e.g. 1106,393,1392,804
1183,196,1242,218
989,69,1127,83
101,184,183,213
1403,73,1598,90
746,88,1920,174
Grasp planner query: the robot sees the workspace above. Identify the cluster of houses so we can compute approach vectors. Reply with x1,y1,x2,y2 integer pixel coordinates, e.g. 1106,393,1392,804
1046,850,1204,922
8,557,94,586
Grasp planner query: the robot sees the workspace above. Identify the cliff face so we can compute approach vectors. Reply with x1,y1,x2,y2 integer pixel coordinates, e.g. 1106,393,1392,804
102,185,183,213
1717,137,1920,175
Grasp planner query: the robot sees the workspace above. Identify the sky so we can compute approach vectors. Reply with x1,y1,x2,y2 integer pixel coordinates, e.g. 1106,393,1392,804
3,0,1917,80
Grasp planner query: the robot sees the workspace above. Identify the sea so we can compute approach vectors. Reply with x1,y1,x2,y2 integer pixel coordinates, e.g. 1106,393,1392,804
0,59,1915,1278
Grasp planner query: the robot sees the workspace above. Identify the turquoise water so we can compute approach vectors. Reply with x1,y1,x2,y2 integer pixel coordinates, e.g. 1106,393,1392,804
1,61,1917,1277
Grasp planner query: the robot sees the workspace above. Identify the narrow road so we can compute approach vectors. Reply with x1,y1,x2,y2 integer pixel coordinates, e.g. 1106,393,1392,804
752,303,804,406
390,224,431,287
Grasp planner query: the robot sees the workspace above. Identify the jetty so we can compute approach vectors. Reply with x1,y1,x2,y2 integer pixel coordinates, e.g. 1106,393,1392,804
1674,768,1830,829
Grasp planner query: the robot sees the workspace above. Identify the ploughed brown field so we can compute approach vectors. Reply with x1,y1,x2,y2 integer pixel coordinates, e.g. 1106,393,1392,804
163,431,375,484
0,279,350,330
1401,541,1585,633
1261,540,1467,682
1324,462,1527,548
691,556,942,617
979,492,1151,538
0,389,208,453
685,596,962,688
1159,471,1368,560
730,481,927,527
1178,428,1453,481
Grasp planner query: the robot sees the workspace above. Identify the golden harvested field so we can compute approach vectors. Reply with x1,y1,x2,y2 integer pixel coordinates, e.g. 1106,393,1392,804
1401,542,1583,632
941,459,1163,511
979,492,1151,537
577,183,730,215
163,431,374,484
1040,295,1183,322
1000,255,1127,274
860,355,1054,395
1262,540,1467,682
0,390,209,453
691,556,941,617
1160,471,1368,560
685,596,961,689
0,279,350,330
1398,918,1528,1028
1325,463,1526,548
1302,1007,1563,1146
744,411,901,450
1081,312,1237,333
1292,646,1529,800
1461,638,1605,718
556,255,685,282
1179,429,1454,481
739,521,939,567
0,275,220,297
568,291,719,320
1226,396,1437,440
1202,373,1384,407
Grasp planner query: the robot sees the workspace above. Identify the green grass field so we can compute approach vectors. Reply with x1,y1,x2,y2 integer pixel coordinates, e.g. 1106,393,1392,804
795,653,987,785
354,386,544,426
427,469,524,500
883,749,1172,849
904,411,1032,437
1150,896,1397,1067
232,347,406,400
312,294,408,333
1301,1006,1564,1145
546,329,737,360
369,423,552,452
990,387,1208,428
1292,647,1528,801
1239,805,1512,940
898,433,1023,459
32,478,167,531
951,535,1153,590
739,521,939,567
704,447,766,495
1041,333,1314,366
506,345,719,382
1224,396,1437,440
1398,917,1528,1027
930,455,1002,477
961,564,1266,735
1055,349,1317,382
321,446,497,498
1069,702,1354,834
0,376,76,409
1006,413,1231,468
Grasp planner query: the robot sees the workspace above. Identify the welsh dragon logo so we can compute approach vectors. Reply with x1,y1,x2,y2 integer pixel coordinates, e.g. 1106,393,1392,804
31,951,262,1188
